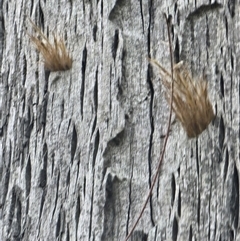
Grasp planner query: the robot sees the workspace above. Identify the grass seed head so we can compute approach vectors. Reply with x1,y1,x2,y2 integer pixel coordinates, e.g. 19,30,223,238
149,59,215,138
28,19,72,71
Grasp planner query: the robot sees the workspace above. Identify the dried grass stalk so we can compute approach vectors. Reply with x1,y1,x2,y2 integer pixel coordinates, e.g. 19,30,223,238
149,59,215,138
28,20,72,71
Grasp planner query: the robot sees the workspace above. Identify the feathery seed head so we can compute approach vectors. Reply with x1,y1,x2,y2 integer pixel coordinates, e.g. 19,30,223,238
28,19,72,71
149,59,215,138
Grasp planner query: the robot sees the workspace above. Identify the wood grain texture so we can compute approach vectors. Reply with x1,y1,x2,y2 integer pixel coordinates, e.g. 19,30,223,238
0,0,239,241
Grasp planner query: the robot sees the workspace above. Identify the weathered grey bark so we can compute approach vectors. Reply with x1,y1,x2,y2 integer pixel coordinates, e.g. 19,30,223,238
0,0,239,241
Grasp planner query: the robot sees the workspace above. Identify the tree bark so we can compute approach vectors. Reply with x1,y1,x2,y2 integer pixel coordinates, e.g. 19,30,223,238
0,0,239,241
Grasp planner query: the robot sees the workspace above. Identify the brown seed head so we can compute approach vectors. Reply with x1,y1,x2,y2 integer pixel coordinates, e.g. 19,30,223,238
28,19,72,71
149,58,215,138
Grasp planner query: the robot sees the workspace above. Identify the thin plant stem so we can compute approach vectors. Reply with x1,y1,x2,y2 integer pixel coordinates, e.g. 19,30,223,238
124,13,175,241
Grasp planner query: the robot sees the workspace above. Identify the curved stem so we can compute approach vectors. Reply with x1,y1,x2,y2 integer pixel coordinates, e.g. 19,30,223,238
124,13,175,241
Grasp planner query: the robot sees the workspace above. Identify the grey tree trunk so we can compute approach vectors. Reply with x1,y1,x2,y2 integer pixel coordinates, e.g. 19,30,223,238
0,0,239,241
